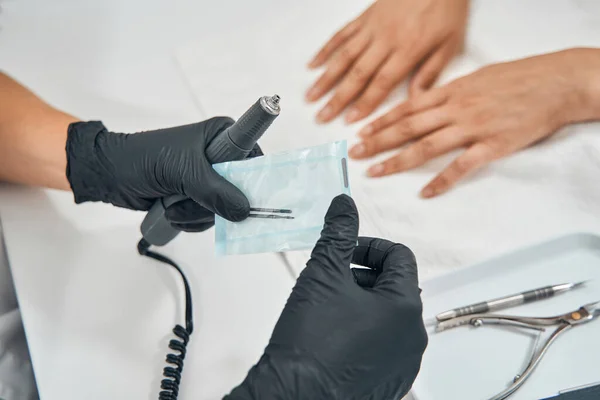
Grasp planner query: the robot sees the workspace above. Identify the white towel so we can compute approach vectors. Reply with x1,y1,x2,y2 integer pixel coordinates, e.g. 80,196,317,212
175,0,600,279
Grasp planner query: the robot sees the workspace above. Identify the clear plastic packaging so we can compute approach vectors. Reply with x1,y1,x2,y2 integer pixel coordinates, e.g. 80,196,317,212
213,141,351,255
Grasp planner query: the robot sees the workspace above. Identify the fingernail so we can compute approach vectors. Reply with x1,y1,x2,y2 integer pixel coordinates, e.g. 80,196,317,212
345,108,360,123
307,58,319,69
421,187,435,198
349,143,366,158
367,164,385,177
317,105,334,123
305,86,319,101
359,125,373,137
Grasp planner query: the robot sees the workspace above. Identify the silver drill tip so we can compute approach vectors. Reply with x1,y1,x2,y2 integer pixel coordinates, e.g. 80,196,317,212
261,94,281,115
572,280,589,289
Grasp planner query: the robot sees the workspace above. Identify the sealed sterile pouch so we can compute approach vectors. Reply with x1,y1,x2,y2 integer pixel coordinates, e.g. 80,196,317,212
213,141,351,256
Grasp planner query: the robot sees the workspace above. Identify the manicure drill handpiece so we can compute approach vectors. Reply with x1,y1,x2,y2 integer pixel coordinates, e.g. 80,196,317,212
140,95,281,246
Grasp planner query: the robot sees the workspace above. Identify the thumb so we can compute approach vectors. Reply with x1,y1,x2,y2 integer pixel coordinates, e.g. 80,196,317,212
306,194,359,279
201,116,235,143
352,237,420,298
185,166,251,222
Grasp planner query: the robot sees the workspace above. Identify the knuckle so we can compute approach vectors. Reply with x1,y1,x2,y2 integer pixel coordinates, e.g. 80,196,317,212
452,157,473,176
391,242,416,262
394,118,414,137
402,101,414,115
382,159,397,173
457,96,476,109
370,118,384,132
385,156,404,172
314,74,331,91
349,65,369,83
338,46,354,64
471,109,493,126
363,138,381,155
327,95,342,111
361,140,374,155
388,104,408,123
396,295,424,320
400,118,415,134
417,138,436,159
411,298,425,317
485,135,510,152
355,93,378,112
374,72,395,90
327,66,346,81
331,31,344,44
382,25,401,42
433,173,450,190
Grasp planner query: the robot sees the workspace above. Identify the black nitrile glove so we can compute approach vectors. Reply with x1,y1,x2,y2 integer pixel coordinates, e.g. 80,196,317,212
66,118,262,232
225,194,428,400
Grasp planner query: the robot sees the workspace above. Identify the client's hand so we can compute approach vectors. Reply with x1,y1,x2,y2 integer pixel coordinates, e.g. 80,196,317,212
225,194,428,400
306,0,469,124
350,48,600,197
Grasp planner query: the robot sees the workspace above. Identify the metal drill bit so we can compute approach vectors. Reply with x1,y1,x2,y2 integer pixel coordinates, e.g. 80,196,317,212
249,208,293,214
248,213,294,220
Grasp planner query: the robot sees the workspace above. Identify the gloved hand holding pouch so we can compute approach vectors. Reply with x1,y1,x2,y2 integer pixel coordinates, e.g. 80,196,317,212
213,141,351,255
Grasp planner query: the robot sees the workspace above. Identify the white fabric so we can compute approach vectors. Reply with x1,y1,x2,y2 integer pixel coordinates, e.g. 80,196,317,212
175,0,600,279
0,221,37,400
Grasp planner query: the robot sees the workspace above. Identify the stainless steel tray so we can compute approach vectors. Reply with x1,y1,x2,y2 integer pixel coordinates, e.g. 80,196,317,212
413,233,600,400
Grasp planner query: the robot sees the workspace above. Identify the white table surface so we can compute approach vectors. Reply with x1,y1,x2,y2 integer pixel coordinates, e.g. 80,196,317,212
0,1,296,399
174,0,600,280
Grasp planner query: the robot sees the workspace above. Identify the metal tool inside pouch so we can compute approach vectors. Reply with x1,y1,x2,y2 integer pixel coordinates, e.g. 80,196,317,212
213,141,351,256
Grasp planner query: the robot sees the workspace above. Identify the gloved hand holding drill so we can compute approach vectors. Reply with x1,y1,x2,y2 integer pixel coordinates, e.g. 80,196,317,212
66,117,262,232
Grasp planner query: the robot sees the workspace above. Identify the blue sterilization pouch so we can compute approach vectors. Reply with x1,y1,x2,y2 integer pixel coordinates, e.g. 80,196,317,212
213,141,351,256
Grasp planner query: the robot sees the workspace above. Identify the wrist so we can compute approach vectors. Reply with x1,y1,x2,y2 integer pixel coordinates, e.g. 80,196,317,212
0,73,76,190
66,121,120,204
224,351,329,400
224,355,288,400
562,48,600,123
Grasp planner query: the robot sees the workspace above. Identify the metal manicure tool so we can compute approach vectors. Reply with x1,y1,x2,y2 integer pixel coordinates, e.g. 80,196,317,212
436,281,587,322
436,298,600,400
248,207,294,220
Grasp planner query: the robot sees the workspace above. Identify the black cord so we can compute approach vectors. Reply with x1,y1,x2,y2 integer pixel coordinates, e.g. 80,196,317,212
138,238,194,400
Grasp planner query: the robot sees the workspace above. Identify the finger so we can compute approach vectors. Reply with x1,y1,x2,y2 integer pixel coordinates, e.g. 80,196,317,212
308,19,362,69
358,88,449,137
367,125,467,177
352,237,419,297
349,107,451,159
201,116,235,143
247,143,264,159
409,40,457,97
305,194,359,279
421,141,496,198
186,166,250,222
171,221,214,233
165,199,214,224
345,52,422,122
351,268,378,288
316,43,390,123
307,33,370,105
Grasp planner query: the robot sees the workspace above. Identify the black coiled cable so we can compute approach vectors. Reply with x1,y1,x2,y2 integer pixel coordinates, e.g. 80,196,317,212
138,238,194,400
